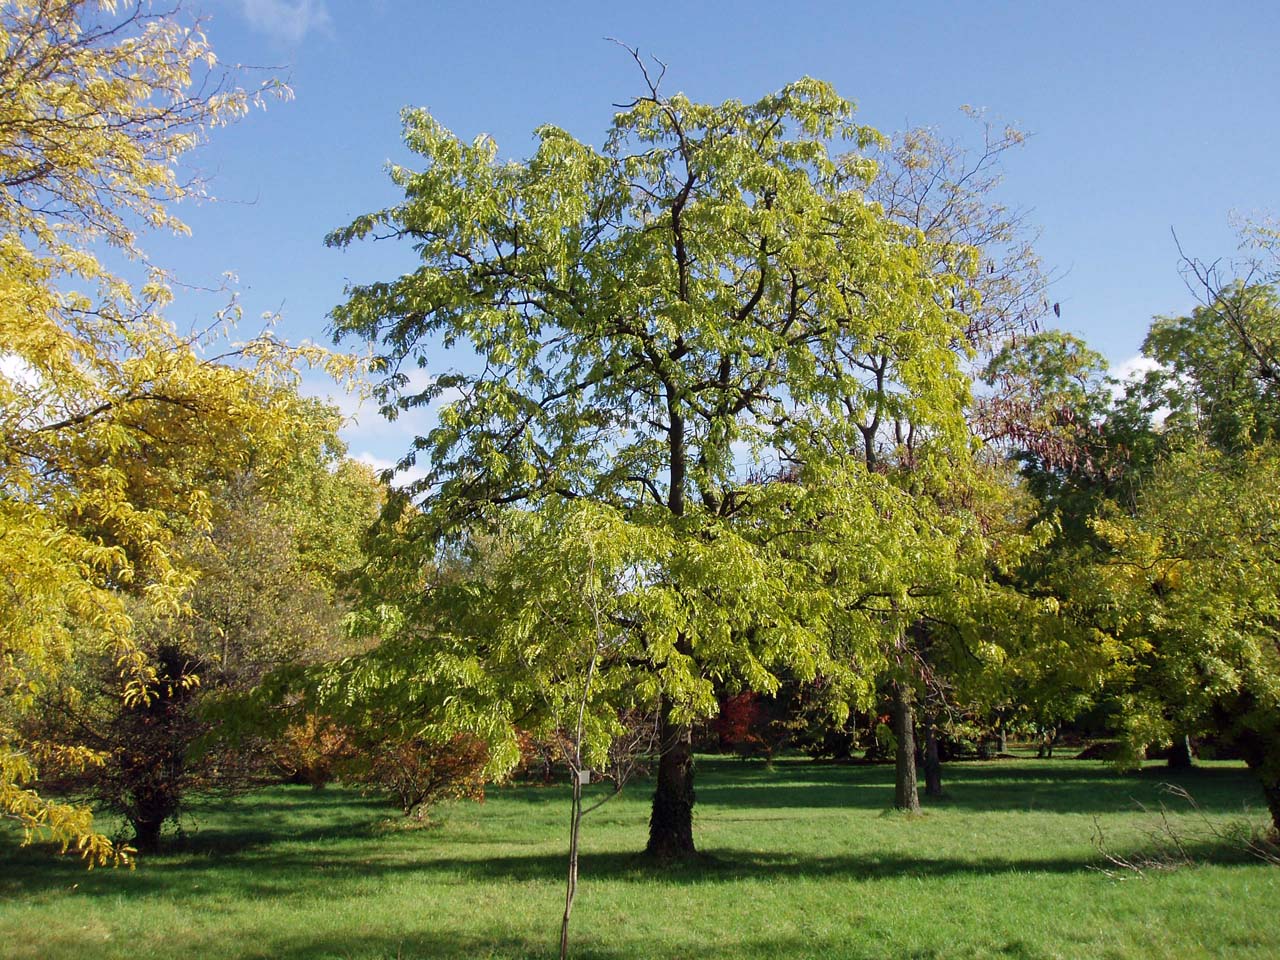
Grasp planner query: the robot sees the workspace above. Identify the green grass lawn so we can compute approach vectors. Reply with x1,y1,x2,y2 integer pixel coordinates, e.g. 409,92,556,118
2,757,1277,959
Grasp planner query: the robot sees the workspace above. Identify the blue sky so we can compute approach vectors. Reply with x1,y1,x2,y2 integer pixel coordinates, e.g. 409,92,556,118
155,1,1279,475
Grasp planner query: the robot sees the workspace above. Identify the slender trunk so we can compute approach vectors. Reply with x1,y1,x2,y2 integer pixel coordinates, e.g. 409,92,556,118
997,717,1008,755
1167,734,1194,770
923,711,943,798
893,680,920,813
559,773,584,960
647,696,696,857
1037,726,1057,758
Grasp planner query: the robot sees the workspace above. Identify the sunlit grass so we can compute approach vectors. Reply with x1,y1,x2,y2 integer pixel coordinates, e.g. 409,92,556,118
2,756,1277,959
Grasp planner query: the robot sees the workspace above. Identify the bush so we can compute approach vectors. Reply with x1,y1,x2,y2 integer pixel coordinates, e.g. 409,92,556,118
274,715,353,789
340,733,488,820
511,729,569,784
714,692,768,757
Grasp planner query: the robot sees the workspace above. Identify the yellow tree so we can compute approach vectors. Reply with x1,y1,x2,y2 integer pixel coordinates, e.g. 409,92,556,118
0,0,353,864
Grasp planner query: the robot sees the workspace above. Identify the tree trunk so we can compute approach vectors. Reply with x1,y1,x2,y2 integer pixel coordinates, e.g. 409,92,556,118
1037,726,1057,758
559,771,584,960
923,711,943,798
646,697,696,858
1263,778,1280,839
998,720,1008,755
893,680,920,813
131,807,165,851
1167,734,1194,770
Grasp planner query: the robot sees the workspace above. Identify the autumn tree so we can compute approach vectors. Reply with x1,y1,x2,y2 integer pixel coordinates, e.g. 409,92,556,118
328,64,978,857
35,421,382,849
0,0,351,862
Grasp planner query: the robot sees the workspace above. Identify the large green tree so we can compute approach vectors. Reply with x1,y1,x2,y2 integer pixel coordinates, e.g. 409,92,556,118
328,70,976,856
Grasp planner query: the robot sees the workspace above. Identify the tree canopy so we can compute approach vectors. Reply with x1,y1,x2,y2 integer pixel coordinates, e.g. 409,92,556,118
327,66,989,855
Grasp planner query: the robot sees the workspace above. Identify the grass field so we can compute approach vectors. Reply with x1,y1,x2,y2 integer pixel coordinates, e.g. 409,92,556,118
2,756,1277,959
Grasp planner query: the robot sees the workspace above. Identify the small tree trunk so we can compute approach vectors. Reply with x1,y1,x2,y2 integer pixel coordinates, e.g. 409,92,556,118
998,720,1008,755
893,680,920,813
1167,734,1194,770
646,697,696,858
559,772,584,960
923,711,943,798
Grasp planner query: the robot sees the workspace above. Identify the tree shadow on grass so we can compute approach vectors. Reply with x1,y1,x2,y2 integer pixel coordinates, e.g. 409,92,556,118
2,829,1261,907
202,929,978,960
2,762,1266,907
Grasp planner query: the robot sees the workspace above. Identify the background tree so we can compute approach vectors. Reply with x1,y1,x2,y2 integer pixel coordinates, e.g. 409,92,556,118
0,0,353,862
973,330,1152,742
1094,442,1280,831
834,110,1049,809
1139,283,1280,451
31,401,383,848
1082,230,1280,809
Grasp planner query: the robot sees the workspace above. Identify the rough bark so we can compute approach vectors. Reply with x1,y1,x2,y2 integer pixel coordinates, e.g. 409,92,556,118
645,392,697,859
893,680,920,813
923,711,943,798
646,697,696,858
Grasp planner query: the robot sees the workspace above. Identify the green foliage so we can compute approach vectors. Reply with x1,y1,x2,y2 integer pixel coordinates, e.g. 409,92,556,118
1093,443,1280,796
0,0,356,863
1140,283,1280,451
981,330,1128,510
30,404,383,849
323,78,985,804
328,79,971,512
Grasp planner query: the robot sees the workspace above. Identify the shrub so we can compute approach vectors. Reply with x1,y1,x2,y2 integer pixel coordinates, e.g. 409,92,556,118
274,715,353,789
340,733,488,820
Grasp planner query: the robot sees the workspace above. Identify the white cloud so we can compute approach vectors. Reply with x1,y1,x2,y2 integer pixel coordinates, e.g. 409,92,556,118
352,450,428,489
1110,353,1171,424
236,0,331,45
1111,353,1161,384
1110,354,1162,397
298,369,465,491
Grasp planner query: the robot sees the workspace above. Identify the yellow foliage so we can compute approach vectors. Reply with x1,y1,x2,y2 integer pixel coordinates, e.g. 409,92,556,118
0,1,356,864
